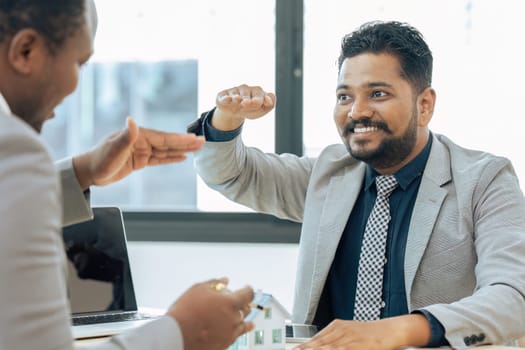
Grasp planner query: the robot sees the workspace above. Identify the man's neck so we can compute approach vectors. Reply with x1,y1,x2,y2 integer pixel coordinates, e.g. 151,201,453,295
0,92,12,116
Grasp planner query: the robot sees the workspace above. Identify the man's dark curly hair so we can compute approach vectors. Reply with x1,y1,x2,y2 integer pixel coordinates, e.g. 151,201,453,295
0,0,85,54
338,21,433,93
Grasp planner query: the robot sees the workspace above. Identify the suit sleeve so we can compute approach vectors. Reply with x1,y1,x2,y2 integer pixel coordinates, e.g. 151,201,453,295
55,157,93,227
422,158,525,348
0,121,184,350
194,133,315,222
78,317,183,350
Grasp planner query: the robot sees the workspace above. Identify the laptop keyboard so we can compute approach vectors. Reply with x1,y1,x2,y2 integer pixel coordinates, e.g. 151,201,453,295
72,312,157,326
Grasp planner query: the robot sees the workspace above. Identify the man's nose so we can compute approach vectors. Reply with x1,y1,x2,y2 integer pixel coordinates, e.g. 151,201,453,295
348,98,373,119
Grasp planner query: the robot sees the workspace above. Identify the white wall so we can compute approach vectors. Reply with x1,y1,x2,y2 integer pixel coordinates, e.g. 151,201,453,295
128,242,299,313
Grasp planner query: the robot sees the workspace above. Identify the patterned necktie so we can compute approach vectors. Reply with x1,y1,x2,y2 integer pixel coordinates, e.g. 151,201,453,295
353,175,398,321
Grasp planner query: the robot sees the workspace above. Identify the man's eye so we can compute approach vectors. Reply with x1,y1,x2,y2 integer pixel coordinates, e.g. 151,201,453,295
372,91,387,98
337,94,352,104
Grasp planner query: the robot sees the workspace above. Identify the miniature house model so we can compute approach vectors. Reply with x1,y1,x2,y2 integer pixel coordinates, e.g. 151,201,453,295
228,292,291,350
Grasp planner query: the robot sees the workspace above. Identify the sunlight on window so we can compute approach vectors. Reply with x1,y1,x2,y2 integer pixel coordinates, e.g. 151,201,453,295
42,0,275,211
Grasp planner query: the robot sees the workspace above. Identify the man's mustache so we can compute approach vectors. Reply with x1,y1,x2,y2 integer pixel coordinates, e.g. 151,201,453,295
343,119,391,137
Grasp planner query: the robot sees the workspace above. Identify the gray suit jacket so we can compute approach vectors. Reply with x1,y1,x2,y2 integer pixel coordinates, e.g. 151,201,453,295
0,106,183,350
194,133,525,349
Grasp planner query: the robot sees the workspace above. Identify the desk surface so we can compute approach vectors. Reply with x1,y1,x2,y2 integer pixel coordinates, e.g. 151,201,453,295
76,337,520,349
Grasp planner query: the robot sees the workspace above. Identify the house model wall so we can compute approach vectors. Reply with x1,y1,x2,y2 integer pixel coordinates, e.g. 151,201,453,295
229,292,291,350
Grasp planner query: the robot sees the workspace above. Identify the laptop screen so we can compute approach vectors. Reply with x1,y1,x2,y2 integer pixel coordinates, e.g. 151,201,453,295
62,207,138,315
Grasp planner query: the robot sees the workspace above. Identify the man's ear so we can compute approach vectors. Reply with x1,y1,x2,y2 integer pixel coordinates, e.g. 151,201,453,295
417,87,436,127
7,28,46,75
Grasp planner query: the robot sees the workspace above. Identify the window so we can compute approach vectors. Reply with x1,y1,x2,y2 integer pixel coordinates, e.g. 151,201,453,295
264,306,272,319
303,0,525,187
272,328,283,344
254,330,265,345
41,0,276,211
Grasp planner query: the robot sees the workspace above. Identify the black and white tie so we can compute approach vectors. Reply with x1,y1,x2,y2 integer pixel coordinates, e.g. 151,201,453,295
353,175,398,321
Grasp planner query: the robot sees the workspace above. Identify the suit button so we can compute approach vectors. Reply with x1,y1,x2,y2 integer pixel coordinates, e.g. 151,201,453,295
477,333,485,343
470,335,478,345
464,336,472,346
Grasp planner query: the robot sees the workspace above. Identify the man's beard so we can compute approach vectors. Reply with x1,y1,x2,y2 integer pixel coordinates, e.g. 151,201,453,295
344,108,418,170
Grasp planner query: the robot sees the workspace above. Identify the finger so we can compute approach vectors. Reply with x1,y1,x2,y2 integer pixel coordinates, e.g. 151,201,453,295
231,285,254,306
303,325,344,348
217,88,242,105
237,84,263,99
235,321,255,338
206,277,230,293
150,149,172,158
217,94,233,105
238,86,266,108
109,118,136,153
264,93,276,108
141,130,205,148
161,135,206,150
203,277,229,286
126,116,139,144
240,303,251,321
217,276,229,285
147,156,188,166
238,309,245,323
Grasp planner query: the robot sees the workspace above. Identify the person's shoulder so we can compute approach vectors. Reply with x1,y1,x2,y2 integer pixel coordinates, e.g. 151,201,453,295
317,143,350,159
434,133,513,173
0,112,53,164
0,112,56,188
435,133,508,161
311,143,363,178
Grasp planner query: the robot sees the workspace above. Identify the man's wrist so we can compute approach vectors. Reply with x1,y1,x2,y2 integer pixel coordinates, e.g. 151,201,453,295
386,314,431,348
211,108,244,131
411,309,448,347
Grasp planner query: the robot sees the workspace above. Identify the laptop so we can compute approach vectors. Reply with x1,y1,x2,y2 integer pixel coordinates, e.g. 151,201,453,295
62,206,161,339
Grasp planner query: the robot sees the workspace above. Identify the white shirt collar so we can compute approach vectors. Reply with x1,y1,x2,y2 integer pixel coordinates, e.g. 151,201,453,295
0,92,12,116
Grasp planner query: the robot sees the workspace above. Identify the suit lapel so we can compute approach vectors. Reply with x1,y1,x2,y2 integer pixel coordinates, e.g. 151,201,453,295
309,163,365,320
404,135,451,307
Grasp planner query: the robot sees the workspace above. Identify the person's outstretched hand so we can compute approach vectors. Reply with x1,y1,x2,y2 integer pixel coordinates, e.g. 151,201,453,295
211,84,276,131
167,277,255,350
72,117,205,189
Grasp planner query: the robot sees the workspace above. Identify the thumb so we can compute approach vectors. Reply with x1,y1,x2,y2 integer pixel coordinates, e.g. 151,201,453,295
125,116,139,144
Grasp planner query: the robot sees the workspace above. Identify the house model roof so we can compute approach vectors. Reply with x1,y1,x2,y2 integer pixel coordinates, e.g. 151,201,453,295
245,292,291,322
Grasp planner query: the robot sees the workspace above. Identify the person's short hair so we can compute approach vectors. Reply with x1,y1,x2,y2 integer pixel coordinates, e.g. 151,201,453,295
0,0,85,54
338,21,433,93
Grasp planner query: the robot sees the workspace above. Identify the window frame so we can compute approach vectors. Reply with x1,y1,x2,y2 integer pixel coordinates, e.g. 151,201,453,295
125,0,304,243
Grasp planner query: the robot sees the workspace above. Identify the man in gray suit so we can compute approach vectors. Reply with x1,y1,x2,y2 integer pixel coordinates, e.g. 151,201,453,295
191,21,525,349
0,1,254,349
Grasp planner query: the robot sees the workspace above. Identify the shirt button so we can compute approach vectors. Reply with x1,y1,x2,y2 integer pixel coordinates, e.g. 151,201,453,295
381,301,386,308
464,337,472,346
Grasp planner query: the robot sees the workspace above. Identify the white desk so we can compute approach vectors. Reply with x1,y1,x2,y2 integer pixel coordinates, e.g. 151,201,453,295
76,337,521,349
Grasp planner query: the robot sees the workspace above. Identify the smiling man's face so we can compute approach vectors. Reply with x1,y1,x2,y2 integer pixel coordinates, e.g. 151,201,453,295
333,52,431,173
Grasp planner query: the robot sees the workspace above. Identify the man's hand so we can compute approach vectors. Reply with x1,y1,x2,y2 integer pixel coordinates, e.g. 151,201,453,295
212,84,276,131
167,277,255,350
292,314,431,350
72,117,205,190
